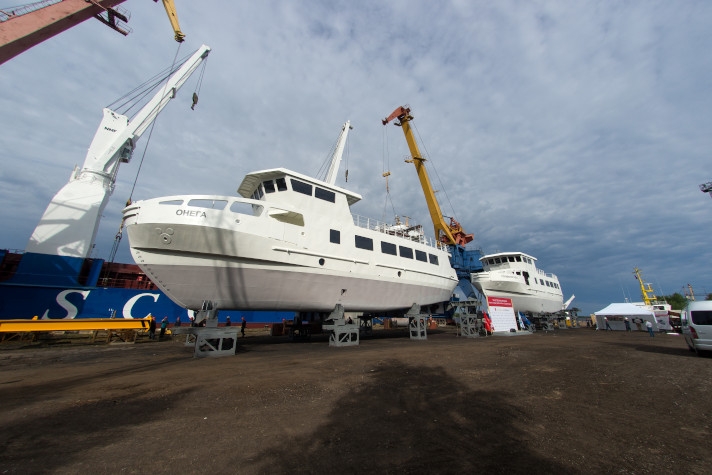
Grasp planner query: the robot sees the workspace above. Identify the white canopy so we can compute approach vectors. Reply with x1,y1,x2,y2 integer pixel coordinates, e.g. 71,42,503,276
595,303,655,317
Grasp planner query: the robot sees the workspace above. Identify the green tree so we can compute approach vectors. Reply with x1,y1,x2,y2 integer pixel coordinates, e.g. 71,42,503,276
661,293,688,310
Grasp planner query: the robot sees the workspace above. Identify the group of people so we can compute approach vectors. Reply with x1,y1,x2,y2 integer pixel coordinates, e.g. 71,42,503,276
146,314,248,340
147,315,169,340
602,316,656,337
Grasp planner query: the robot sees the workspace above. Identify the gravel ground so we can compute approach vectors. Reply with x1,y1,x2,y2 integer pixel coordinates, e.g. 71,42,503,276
0,326,710,474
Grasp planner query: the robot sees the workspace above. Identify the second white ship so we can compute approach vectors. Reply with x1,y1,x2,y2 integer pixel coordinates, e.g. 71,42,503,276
471,251,569,315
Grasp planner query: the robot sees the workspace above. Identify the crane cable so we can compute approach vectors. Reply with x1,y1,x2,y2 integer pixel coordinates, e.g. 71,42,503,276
109,43,184,263
381,124,397,223
191,54,208,110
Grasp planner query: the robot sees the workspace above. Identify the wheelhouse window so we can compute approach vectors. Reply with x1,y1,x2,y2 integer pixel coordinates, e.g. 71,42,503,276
429,254,439,265
330,229,340,244
251,185,264,200
276,178,288,191
355,235,373,250
263,180,276,193
415,250,427,262
399,246,413,259
291,179,312,196
315,187,336,203
381,241,397,256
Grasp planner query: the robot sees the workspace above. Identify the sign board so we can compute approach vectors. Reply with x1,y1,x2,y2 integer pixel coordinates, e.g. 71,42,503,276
486,296,518,332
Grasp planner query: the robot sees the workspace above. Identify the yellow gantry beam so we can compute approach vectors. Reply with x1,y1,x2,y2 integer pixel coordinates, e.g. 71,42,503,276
0,318,151,333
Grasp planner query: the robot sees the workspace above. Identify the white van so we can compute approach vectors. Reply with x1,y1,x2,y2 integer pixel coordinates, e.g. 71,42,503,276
680,301,712,355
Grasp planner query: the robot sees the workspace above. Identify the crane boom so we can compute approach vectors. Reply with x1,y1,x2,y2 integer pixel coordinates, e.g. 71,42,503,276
325,121,352,185
382,106,473,246
26,44,211,258
157,0,185,42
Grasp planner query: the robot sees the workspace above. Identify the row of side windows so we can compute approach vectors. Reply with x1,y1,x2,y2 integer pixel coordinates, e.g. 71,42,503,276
535,278,560,290
486,255,533,265
336,230,438,265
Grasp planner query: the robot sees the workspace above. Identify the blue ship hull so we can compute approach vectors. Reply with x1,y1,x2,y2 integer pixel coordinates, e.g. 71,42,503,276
0,284,292,324
0,251,293,324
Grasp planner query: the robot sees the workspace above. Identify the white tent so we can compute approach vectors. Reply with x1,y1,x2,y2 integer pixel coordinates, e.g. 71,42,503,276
594,303,658,331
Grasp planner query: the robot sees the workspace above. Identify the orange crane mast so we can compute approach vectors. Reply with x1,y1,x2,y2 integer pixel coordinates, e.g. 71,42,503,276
382,105,474,247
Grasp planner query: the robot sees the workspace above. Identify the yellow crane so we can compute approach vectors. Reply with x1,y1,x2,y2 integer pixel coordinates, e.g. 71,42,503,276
382,105,474,247
633,267,658,306
157,0,185,43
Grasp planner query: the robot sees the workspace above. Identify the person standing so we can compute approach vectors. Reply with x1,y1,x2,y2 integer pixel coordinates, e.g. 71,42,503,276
148,315,156,340
159,317,169,339
241,316,247,338
483,312,493,335
624,317,631,332
646,320,655,337
175,315,181,327
604,316,612,331
225,316,231,327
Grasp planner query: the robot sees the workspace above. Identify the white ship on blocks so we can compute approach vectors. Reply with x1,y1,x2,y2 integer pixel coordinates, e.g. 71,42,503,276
122,122,458,313
471,251,568,315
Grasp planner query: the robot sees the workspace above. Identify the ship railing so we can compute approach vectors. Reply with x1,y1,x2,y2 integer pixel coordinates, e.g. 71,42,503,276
351,214,443,249
536,268,557,279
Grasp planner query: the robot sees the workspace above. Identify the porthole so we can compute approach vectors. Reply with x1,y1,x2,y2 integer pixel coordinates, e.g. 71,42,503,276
319,258,325,266
398,271,402,277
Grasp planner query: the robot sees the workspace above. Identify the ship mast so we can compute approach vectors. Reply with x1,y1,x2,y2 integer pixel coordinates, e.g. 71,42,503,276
325,121,352,186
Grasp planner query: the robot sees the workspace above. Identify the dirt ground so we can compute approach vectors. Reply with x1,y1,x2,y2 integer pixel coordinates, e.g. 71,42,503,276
0,325,710,474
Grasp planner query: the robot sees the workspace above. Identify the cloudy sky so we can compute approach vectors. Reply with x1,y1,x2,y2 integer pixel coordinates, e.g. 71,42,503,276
1,0,711,315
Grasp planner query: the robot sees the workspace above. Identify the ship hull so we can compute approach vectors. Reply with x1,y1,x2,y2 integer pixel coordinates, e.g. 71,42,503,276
471,283,564,314
129,248,455,312
124,189,458,313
